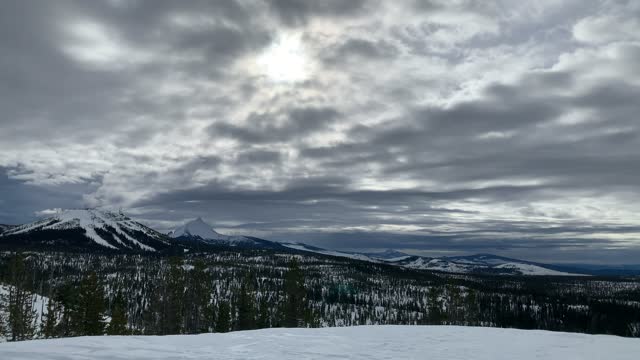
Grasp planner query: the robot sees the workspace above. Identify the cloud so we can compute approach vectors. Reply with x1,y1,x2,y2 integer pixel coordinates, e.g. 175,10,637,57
573,15,640,44
1,0,640,263
266,0,371,27
208,106,340,143
323,38,399,65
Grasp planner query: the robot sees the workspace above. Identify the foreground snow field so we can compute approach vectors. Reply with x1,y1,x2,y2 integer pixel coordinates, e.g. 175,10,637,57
1,326,639,360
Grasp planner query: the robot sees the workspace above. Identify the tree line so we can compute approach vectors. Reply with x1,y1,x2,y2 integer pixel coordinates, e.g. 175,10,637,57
1,251,640,341
0,253,310,341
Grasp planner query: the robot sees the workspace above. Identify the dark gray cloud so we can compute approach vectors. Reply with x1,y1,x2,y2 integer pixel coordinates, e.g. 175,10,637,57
323,38,400,65
266,0,371,27
1,0,640,263
208,106,340,143
0,167,95,224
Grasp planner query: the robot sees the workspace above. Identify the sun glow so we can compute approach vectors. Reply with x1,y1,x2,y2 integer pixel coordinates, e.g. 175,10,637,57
256,33,311,83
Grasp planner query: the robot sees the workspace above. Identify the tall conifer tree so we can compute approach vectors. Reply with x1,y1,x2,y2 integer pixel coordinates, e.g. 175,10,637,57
283,259,306,328
78,272,106,336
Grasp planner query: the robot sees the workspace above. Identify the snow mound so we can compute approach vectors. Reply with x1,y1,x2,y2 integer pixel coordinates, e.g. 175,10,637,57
1,326,638,359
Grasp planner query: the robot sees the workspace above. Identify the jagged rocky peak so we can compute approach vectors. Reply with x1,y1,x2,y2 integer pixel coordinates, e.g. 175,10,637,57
170,217,227,240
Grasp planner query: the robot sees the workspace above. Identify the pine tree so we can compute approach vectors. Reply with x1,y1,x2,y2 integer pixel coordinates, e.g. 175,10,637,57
465,288,478,325
3,254,37,341
143,279,163,335
283,258,307,328
428,287,444,324
215,301,230,333
55,282,79,337
107,291,129,335
163,257,185,334
256,297,270,329
236,273,256,331
77,272,106,336
184,259,212,334
0,296,7,336
41,296,58,338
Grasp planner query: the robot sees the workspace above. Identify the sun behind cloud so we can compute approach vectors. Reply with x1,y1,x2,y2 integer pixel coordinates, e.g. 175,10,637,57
256,32,313,83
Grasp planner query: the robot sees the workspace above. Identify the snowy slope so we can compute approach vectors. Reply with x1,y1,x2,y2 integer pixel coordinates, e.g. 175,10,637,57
0,209,170,252
1,326,638,359
397,255,586,276
495,262,583,276
0,224,15,235
362,249,411,260
281,243,380,262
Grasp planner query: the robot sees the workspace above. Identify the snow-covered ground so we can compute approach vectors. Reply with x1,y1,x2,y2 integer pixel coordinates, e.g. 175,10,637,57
1,326,638,359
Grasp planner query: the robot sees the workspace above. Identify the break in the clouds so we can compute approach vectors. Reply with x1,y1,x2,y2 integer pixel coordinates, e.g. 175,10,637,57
1,0,640,263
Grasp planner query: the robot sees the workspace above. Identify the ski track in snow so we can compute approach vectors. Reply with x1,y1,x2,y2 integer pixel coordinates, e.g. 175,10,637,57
1,326,639,359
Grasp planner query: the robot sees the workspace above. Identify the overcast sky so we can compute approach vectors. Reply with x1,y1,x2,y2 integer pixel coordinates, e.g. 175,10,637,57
1,0,640,263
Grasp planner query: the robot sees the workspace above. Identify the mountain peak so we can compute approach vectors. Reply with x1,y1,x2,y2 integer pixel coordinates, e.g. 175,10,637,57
0,208,169,251
170,217,225,240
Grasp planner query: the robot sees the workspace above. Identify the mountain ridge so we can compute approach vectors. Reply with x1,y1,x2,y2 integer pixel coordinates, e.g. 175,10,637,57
170,217,286,249
281,242,589,276
0,209,170,252
2,209,638,276
0,224,15,235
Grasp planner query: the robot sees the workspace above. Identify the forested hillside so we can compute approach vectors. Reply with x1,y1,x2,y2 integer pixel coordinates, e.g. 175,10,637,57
1,250,639,342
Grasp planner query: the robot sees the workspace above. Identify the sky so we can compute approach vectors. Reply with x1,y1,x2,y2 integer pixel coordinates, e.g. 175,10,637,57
1,0,640,264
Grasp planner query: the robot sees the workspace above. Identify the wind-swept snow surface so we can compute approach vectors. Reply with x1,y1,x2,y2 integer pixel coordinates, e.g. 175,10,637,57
1,326,638,360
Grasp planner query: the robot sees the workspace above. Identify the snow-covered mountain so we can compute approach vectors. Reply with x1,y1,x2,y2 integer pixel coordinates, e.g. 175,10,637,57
170,217,231,241
170,217,284,249
282,244,587,276
362,249,411,261
0,209,170,252
0,224,15,235
0,211,599,276
281,242,380,262
394,254,585,276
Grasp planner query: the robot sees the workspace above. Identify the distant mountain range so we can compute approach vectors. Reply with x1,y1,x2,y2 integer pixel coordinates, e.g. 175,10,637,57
280,243,590,276
1,209,639,276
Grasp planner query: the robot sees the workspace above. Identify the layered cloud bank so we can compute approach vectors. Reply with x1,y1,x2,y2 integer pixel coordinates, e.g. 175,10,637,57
1,1,640,263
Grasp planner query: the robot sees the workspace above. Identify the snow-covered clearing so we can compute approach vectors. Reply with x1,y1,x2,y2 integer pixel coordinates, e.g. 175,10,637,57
1,325,638,360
